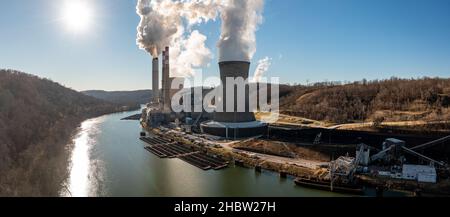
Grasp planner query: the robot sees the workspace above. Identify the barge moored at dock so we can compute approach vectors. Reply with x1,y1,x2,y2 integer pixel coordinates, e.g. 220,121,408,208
294,177,364,195
141,135,229,171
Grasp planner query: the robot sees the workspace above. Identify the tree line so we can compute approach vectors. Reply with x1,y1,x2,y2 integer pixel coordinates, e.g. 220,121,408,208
280,77,450,124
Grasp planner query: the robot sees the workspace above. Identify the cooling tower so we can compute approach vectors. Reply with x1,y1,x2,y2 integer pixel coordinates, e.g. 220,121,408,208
201,61,267,139
214,61,256,123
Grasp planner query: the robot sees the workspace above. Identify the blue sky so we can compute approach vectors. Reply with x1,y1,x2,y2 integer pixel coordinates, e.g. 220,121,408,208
1,0,449,91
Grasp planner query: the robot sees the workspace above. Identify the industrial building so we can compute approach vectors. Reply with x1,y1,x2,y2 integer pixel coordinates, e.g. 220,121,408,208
402,164,437,183
143,48,268,139
142,46,185,127
140,49,450,194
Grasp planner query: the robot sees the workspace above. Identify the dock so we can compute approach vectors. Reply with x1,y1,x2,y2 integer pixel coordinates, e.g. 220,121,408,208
121,113,142,120
141,136,229,170
180,153,229,170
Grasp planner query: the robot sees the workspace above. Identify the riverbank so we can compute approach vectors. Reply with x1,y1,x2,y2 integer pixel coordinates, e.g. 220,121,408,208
143,123,450,197
59,107,145,196
0,70,142,196
62,110,343,196
144,127,320,182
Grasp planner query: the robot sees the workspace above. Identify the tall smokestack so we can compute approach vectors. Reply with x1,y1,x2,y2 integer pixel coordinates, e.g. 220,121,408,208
214,61,256,123
161,50,166,105
163,47,171,112
152,57,159,103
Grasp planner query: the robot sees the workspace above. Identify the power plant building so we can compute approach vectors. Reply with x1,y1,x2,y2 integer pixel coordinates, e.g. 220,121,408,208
147,48,267,139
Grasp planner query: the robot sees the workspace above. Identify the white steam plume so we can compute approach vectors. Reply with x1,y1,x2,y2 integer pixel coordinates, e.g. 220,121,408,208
136,0,175,57
136,0,266,75
218,0,264,62
136,0,219,77
252,57,271,82
171,30,213,77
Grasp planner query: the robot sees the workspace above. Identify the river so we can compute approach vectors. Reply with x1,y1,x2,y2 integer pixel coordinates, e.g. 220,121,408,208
61,109,347,197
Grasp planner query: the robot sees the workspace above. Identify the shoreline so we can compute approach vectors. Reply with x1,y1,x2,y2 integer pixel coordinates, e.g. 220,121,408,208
61,107,143,197
143,125,318,179
142,121,450,197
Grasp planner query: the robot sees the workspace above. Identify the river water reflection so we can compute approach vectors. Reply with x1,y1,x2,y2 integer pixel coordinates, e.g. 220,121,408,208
62,110,345,197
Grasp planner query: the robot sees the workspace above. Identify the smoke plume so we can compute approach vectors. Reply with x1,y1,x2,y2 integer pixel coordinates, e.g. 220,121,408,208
252,56,271,82
136,0,266,75
218,0,264,62
136,0,219,77
136,0,176,57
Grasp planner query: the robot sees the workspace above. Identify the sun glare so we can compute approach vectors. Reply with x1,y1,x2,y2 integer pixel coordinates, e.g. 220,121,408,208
62,1,93,33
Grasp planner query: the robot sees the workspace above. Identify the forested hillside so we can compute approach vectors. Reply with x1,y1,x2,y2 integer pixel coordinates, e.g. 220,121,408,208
280,77,450,124
83,90,152,105
0,69,132,196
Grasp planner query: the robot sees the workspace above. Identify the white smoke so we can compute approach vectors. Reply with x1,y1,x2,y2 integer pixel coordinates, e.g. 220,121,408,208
136,0,176,57
171,30,213,77
136,0,266,75
218,0,264,62
252,57,271,82
136,0,219,77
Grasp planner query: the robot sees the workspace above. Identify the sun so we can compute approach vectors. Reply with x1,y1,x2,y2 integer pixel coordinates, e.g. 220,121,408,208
62,1,93,33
